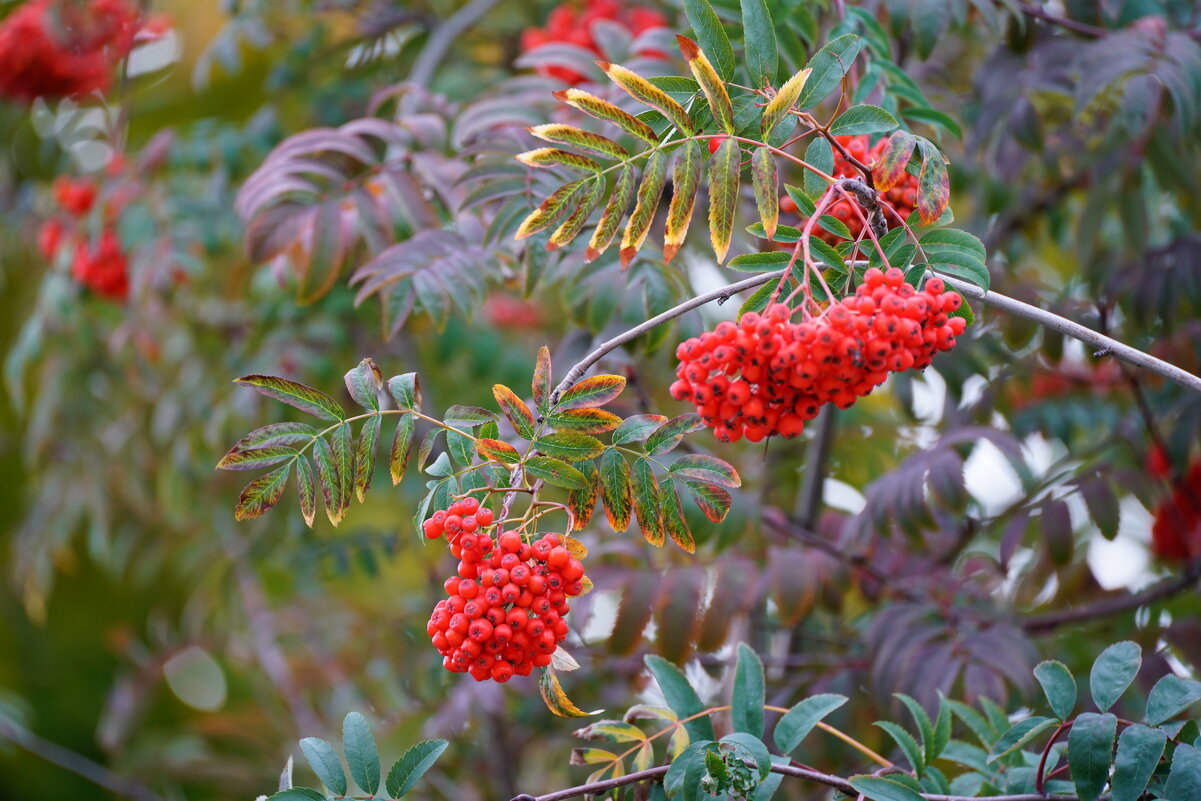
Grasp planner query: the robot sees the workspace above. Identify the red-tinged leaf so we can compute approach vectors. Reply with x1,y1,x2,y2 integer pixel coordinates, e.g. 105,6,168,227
515,179,589,241
554,88,658,145
751,147,779,241
344,358,383,411
632,458,664,547
386,372,421,412
528,124,628,160
586,164,635,262
872,130,917,192
612,414,669,444
228,422,318,452
600,449,633,532
536,432,606,461
533,346,553,414
516,147,602,173
293,455,317,528
660,478,695,553
547,408,623,434
235,375,345,421
331,422,354,521
916,150,950,224
313,436,341,525
619,149,668,269
708,135,740,263
234,463,292,521
680,478,732,522
548,178,604,251
568,461,601,531
599,61,695,135
217,446,297,471
493,384,537,440
525,456,590,490
663,139,703,264
669,454,742,487
645,413,705,456
390,414,415,485
558,375,627,409
354,415,380,502
678,35,732,133
476,438,521,465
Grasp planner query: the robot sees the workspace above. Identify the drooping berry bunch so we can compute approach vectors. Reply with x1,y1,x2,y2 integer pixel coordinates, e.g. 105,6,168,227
38,175,130,301
1151,461,1201,563
0,0,143,102
671,268,967,442
424,497,586,682
520,0,669,85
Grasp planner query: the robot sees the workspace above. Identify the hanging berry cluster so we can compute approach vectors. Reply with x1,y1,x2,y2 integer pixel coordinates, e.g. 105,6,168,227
424,497,586,683
520,0,668,85
38,175,130,301
671,268,967,442
0,0,145,102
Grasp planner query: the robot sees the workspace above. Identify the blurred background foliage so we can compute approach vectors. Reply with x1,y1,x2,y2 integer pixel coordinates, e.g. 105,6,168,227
1,0,1200,799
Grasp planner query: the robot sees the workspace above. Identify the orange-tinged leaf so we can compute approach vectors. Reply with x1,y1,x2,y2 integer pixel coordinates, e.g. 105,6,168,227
708,136,740,263
313,436,342,525
599,449,632,533
535,432,606,461
234,463,292,521
492,384,537,439
586,163,635,262
547,178,603,251
389,414,415,485
619,149,668,269
296,457,316,528
632,457,664,547
917,149,950,224
515,178,588,241
516,147,601,173
669,454,742,487
353,414,380,502
546,408,623,434
529,124,628,160
872,130,917,192
761,67,812,139
532,345,552,413
664,139,703,264
678,35,733,133
567,462,600,531
554,88,658,145
680,477,732,522
558,374,627,409
661,478,695,553
541,667,597,718
751,147,779,241
599,62,695,135
476,438,521,465
217,446,297,471
565,536,589,560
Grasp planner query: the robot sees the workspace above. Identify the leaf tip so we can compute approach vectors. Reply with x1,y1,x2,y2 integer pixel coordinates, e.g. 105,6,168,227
676,35,699,60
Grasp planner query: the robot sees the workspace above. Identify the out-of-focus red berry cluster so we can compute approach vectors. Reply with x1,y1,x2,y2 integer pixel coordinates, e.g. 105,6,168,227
423,497,587,682
670,268,966,442
0,0,157,103
783,135,921,246
520,0,669,85
38,172,130,301
1151,461,1201,564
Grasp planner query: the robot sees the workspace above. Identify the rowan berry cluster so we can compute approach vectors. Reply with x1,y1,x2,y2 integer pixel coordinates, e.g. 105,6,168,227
1151,461,1201,563
0,0,142,102
671,268,967,442
520,0,668,85
424,497,586,682
38,176,131,301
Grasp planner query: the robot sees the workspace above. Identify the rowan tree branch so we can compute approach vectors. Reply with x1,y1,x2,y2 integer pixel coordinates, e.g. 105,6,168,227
1017,2,1107,37
1022,558,1201,632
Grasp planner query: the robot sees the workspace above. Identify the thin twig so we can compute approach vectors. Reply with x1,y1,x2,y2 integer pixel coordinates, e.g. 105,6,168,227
1022,558,1201,632
1017,2,1107,37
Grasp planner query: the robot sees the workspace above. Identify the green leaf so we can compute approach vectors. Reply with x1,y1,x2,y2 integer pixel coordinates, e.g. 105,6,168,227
631,457,664,547
669,454,741,487
829,104,898,136
680,477,733,522
732,644,765,739
599,448,633,532
390,414,415,485
546,408,623,434
387,373,421,412
612,414,668,445
750,147,779,241
683,0,734,80
1146,675,1201,726
774,694,847,754
235,374,344,421
1110,724,1166,801
312,436,340,525
299,737,347,796
228,422,318,451
660,478,695,553
741,0,777,87
895,694,935,763
920,227,986,260
803,137,833,200
217,446,298,471
729,251,791,271
343,712,381,796
266,790,326,801
588,163,636,261
385,739,449,798
1090,641,1141,712
331,422,353,518
234,462,292,521
930,693,952,763
876,720,924,775
1164,743,1201,801
721,732,772,780
645,413,705,456
664,139,704,264
475,438,521,465
738,280,776,315
535,432,605,461
1034,661,1077,721
987,716,1057,762
620,149,669,268
525,456,590,490
344,358,381,411
902,106,963,138
567,460,601,531
1067,712,1117,801
761,65,812,139
296,456,316,528
708,135,740,263
354,415,380,503
645,654,716,742
848,775,925,801
797,34,862,110
557,374,627,409
493,384,537,440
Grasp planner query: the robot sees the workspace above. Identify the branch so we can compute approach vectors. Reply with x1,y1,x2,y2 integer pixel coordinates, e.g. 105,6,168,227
939,273,1201,395
1017,2,1107,37
1022,558,1201,632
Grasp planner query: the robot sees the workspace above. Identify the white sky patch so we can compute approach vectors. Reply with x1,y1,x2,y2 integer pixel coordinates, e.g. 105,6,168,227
964,438,1024,516
1088,496,1154,589
823,477,866,514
